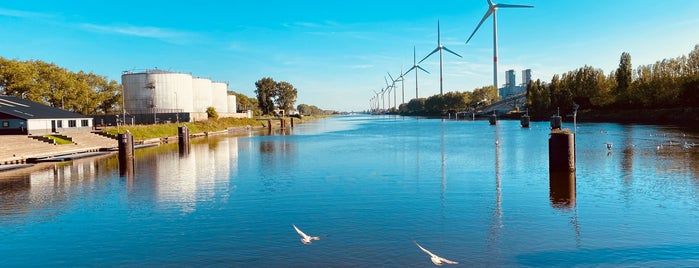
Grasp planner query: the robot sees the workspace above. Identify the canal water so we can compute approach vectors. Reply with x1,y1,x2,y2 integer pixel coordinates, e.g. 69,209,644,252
1,115,698,267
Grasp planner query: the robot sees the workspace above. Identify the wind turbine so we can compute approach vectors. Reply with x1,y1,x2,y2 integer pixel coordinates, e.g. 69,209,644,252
466,0,533,97
388,71,401,110
373,89,382,113
419,20,462,95
404,46,430,99
397,65,406,105
384,76,395,110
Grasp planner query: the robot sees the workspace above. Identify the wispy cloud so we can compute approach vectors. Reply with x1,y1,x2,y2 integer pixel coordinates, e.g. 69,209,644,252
348,64,374,69
0,8,52,19
282,20,340,29
79,23,195,43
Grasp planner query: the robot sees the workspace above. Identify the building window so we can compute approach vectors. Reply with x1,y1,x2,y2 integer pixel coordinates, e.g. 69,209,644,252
68,120,77,128
81,119,89,127
1,121,8,128
57,120,63,128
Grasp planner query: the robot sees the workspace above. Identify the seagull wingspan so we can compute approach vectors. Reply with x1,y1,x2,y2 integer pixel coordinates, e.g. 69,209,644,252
293,224,320,244
414,240,459,265
293,224,310,239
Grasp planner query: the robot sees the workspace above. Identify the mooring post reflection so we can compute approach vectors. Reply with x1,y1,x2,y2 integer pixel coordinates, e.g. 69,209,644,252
549,171,576,208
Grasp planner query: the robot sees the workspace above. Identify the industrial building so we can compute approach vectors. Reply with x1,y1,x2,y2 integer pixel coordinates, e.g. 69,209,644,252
499,68,532,98
121,70,249,124
0,96,93,135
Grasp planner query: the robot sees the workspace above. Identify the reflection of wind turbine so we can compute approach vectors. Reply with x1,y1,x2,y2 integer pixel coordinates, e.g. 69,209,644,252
419,20,462,95
404,46,430,99
466,0,533,97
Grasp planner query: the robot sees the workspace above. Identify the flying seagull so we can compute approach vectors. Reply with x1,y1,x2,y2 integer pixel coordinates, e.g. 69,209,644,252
414,240,459,266
293,224,321,245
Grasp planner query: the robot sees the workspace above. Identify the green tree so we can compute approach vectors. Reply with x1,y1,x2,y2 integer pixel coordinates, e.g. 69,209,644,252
206,106,219,119
297,104,310,115
0,57,121,115
275,81,297,114
470,85,499,107
254,77,276,115
405,98,426,114
614,52,633,106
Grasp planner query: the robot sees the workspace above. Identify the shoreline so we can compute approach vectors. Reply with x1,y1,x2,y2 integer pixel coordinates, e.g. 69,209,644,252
0,115,332,173
0,125,264,172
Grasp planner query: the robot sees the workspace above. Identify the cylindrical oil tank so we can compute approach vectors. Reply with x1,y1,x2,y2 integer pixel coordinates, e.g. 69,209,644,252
227,94,237,114
211,82,228,113
192,78,213,113
122,72,151,114
121,70,194,114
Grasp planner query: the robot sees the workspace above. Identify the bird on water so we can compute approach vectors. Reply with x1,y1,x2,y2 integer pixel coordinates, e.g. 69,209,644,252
605,142,613,150
292,224,321,245
413,240,459,266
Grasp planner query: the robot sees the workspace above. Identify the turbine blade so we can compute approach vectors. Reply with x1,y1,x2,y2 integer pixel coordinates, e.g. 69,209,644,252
404,66,417,76
419,48,440,64
496,3,534,8
387,72,395,82
418,66,431,74
442,46,462,58
466,9,493,44
384,76,390,87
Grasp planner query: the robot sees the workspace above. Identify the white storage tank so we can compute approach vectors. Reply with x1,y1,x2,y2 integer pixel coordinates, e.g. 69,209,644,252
227,94,237,113
192,78,213,112
211,82,228,113
122,70,194,114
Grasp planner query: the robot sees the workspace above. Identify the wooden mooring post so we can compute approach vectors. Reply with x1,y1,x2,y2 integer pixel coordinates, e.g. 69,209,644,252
118,130,134,177
178,126,190,155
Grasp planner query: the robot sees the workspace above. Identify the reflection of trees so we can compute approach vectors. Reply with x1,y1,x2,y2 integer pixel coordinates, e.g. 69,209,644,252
258,138,296,192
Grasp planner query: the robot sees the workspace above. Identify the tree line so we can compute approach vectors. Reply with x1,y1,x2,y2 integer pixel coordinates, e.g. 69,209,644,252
0,57,121,115
397,85,500,116
527,45,699,118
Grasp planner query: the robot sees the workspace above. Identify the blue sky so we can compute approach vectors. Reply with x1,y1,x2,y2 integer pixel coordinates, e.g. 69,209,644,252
2,1,698,112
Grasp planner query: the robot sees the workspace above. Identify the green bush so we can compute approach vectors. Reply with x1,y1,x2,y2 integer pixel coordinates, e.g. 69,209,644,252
206,107,219,120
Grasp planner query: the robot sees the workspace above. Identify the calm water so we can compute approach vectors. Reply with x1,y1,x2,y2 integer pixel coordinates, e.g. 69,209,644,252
1,115,698,267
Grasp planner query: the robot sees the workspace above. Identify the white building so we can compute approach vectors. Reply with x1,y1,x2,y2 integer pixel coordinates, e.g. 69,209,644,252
121,70,250,123
0,96,93,135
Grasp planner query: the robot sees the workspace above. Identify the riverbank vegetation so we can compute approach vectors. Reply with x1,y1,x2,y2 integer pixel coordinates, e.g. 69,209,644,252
0,57,121,115
397,85,500,116
526,45,699,121
389,44,699,124
103,117,265,140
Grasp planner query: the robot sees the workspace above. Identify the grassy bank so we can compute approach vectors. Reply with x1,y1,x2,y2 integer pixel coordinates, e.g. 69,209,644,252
103,117,264,140
102,115,331,141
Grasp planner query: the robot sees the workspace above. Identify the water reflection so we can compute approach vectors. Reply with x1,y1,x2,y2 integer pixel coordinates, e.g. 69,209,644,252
0,157,118,223
549,171,576,208
258,136,296,192
488,123,503,260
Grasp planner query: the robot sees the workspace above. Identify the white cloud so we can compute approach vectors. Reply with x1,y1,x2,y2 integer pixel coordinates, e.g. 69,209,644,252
0,8,51,19
79,23,195,43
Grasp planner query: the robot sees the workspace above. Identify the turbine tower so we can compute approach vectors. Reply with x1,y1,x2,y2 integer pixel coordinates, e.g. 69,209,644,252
419,20,462,95
404,46,430,99
388,71,401,110
466,0,533,97
384,76,395,110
